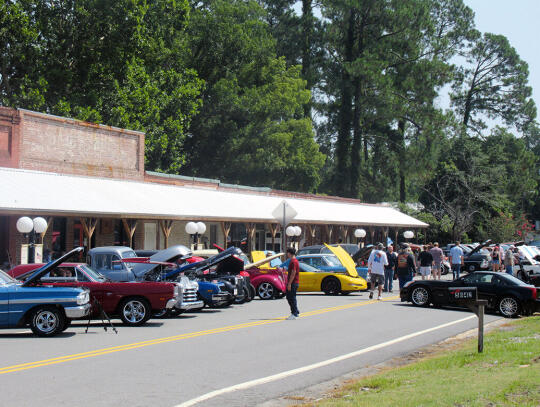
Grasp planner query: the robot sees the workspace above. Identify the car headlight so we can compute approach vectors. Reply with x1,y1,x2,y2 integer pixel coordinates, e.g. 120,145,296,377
77,291,90,305
193,281,199,290
173,285,180,297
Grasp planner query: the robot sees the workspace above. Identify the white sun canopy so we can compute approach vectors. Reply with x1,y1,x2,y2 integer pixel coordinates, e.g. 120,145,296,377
0,167,428,227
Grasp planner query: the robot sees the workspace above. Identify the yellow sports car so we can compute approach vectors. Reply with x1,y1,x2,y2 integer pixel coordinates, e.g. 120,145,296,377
280,244,368,295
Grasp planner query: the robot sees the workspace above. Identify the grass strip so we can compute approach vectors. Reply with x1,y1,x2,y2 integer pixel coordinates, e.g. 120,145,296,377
314,316,540,407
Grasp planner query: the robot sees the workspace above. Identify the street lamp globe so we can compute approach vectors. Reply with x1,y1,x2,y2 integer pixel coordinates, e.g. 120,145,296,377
16,217,34,234
185,222,198,235
294,226,302,236
33,217,48,234
403,230,414,239
285,226,296,237
196,222,206,235
354,228,366,238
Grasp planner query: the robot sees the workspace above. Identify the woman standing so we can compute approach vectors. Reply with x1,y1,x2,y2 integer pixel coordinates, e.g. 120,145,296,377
491,245,501,272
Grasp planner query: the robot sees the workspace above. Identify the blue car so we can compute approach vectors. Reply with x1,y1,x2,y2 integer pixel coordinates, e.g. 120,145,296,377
0,247,91,336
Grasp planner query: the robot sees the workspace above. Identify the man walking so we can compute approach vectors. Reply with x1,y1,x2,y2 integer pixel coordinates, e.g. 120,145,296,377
396,244,416,289
384,245,397,292
430,242,444,280
418,245,433,280
285,248,300,320
449,242,464,280
367,243,388,300
504,245,515,276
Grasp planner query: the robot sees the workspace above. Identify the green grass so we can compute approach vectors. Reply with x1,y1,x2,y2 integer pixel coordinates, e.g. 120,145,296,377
315,316,540,407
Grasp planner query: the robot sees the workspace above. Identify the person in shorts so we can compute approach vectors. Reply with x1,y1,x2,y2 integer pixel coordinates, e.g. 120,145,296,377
367,243,388,300
449,241,464,279
418,245,433,280
430,242,444,280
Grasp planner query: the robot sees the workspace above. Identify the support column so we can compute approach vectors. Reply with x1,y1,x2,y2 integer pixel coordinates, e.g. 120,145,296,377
369,227,375,245
122,219,138,249
307,224,317,246
159,220,173,249
323,225,334,243
394,228,399,247
245,223,256,253
268,223,280,252
220,222,231,248
80,217,98,249
383,227,389,246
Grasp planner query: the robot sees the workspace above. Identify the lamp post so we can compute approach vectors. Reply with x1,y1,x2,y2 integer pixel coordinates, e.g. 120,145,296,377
285,225,302,250
185,221,206,250
354,228,366,248
16,216,47,264
403,230,414,244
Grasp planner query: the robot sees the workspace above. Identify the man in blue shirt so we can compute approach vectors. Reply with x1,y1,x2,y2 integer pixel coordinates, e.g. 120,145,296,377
449,242,464,280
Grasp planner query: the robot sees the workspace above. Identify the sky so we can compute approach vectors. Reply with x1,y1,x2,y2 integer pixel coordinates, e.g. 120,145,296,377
464,0,540,111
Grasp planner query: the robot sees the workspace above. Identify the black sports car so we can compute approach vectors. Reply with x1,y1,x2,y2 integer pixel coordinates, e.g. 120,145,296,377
400,271,539,318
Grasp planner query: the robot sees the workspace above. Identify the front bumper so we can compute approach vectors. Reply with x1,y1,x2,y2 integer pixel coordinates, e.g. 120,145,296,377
176,300,204,311
210,293,233,306
166,298,178,309
65,303,91,319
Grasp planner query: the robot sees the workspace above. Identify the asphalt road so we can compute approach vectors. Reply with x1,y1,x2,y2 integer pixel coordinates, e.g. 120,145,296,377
0,288,502,407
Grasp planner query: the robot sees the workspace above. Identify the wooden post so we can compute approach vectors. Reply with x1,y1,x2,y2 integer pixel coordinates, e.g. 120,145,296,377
394,228,399,247
122,219,138,249
369,227,375,245
268,223,280,252
383,227,389,246
307,224,317,246
323,225,334,243
245,223,256,252
478,303,484,353
159,220,173,249
80,217,98,249
221,222,231,248
40,217,54,243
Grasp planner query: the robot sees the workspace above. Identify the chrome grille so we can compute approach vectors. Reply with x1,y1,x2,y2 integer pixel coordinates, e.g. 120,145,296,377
183,288,198,303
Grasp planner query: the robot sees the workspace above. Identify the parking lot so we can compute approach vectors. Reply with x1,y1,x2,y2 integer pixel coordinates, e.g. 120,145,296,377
0,285,502,407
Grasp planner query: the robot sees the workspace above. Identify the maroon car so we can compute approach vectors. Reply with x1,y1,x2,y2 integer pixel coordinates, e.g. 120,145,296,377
9,263,179,326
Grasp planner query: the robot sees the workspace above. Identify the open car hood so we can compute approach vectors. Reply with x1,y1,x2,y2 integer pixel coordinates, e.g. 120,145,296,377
324,244,358,277
166,246,244,279
132,245,191,278
245,252,284,270
468,239,492,256
22,247,84,287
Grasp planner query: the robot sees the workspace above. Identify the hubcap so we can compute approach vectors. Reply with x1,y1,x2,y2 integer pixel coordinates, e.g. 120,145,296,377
326,280,338,292
123,300,146,323
258,283,274,299
500,298,518,316
412,287,429,305
36,311,58,333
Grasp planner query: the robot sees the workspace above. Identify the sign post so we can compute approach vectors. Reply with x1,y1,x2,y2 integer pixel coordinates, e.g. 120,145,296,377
272,200,297,252
448,287,487,353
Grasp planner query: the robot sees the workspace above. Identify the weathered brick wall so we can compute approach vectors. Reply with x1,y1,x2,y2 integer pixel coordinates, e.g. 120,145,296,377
18,109,144,180
0,107,21,169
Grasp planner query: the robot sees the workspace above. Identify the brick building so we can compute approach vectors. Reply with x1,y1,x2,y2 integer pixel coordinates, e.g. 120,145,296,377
0,107,427,267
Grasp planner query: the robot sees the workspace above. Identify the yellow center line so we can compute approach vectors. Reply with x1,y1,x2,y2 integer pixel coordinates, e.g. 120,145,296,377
0,295,399,375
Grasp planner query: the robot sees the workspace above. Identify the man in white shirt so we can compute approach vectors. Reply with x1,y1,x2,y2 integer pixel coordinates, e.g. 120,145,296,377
449,242,464,280
368,243,389,300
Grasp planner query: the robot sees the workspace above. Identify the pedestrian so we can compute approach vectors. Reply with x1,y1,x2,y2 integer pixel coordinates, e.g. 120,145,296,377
396,244,416,290
384,244,398,293
430,242,444,280
367,243,388,300
504,245,515,276
285,247,300,320
449,241,464,280
491,245,501,272
418,245,433,281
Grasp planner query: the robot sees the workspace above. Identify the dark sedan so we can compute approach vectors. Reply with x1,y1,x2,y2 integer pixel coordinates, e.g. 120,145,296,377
400,271,539,318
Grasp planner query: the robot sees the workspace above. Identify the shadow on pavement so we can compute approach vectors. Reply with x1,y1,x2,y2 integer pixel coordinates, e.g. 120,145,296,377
393,302,499,316
0,332,77,338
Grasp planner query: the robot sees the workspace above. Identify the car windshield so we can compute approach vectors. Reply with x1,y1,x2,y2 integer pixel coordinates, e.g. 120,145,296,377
79,265,108,281
324,255,342,266
299,263,319,272
498,273,530,286
122,250,138,268
0,270,16,284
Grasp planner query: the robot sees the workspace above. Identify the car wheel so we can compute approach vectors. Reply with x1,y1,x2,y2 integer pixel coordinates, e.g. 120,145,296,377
249,284,256,300
467,264,476,273
257,282,276,300
441,266,449,275
119,298,151,326
243,287,252,302
153,309,170,318
322,277,341,295
60,318,71,332
498,296,520,318
30,306,65,337
410,286,431,307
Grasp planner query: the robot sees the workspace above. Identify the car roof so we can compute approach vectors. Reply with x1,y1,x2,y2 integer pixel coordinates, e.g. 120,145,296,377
298,254,336,257
89,246,134,253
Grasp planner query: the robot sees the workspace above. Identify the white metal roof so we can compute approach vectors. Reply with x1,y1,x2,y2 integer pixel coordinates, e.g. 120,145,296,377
0,167,428,227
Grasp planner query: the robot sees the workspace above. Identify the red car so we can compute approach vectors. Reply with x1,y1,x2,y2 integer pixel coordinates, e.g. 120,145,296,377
9,262,179,326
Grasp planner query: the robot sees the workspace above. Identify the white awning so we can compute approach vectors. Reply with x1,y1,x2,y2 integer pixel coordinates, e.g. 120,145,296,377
0,167,428,227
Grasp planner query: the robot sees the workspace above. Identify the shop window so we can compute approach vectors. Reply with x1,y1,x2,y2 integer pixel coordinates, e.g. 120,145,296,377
52,218,67,259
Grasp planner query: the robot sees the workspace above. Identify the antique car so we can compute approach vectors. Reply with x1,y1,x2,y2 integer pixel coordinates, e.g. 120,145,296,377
10,261,180,327
280,245,368,295
400,271,540,318
445,240,492,272
244,252,287,300
87,246,204,313
1,247,91,336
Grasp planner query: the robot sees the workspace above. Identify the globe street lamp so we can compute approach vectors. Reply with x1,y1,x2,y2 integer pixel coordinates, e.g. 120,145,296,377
16,216,47,264
354,228,366,247
185,221,206,249
286,225,302,249
403,230,414,244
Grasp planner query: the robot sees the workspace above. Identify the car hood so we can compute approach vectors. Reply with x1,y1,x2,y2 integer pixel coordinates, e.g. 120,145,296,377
324,244,358,277
167,247,243,279
132,245,192,277
22,247,84,287
468,239,492,256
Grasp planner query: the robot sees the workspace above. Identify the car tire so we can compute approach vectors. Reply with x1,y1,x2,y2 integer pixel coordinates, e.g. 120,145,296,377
249,284,256,300
467,264,476,273
60,318,71,332
410,286,431,307
257,282,276,300
29,306,65,337
498,296,520,318
322,277,341,295
242,287,252,302
119,298,151,326
441,266,449,275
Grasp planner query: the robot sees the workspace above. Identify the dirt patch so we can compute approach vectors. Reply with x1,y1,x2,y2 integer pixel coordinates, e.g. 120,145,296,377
258,318,510,407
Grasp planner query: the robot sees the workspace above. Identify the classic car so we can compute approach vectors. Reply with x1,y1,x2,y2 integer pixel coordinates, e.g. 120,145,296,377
10,261,180,327
244,252,287,300
297,244,360,257
1,247,91,336
87,246,204,313
445,240,492,272
280,245,368,295
400,271,540,318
